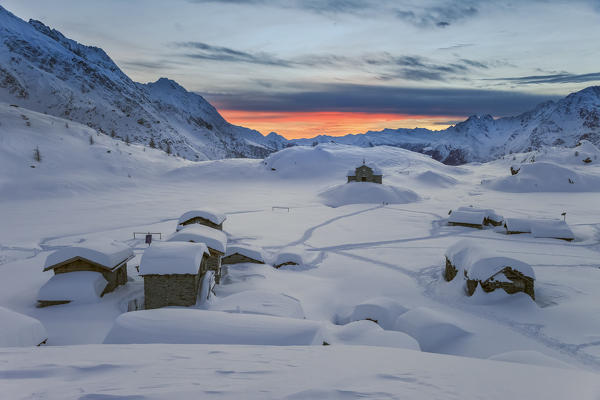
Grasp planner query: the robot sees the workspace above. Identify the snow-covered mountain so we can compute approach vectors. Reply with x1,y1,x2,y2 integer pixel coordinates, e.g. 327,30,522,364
0,6,287,160
293,87,600,164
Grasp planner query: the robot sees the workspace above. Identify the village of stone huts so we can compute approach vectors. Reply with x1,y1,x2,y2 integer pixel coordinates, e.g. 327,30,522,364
35,163,578,341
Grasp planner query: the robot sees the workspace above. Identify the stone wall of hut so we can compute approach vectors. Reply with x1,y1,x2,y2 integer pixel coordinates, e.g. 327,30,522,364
222,253,265,265
143,274,200,309
181,217,222,230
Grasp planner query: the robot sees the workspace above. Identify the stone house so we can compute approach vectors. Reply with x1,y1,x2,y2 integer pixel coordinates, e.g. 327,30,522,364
39,241,134,307
447,207,504,229
222,245,266,265
347,162,383,184
504,218,574,241
177,209,227,231
444,240,535,300
139,242,209,310
167,224,227,284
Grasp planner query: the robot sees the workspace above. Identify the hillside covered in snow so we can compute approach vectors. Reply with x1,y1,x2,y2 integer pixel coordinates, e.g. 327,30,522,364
0,6,287,161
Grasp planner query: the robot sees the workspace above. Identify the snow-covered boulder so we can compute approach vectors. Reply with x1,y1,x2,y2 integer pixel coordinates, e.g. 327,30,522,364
318,182,420,207
483,162,600,192
393,307,471,353
167,224,227,253
445,240,535,299
176,209,227,231
139,242,209,275
326,320,420,350
103,309,324,345
38,271,108,305
272,247,318,269
335,297,409,330
209,290,305,319
0,307,47,347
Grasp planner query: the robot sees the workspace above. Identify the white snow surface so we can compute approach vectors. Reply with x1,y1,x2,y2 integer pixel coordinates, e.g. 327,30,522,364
43,240,133,270
0,306,46,347
488,350,574,369
207,290,305,319
167,224,227,253
139,242,208,275
446,240,535,280
177,209,227,227
318,182,420,207
38,271,108,303
104,309,323,345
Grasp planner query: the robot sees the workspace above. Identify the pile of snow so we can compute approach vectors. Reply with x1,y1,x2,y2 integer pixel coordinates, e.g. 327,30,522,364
318,182,420,207
103,309,324,345
326,320,420,350
335,297,409,330
414,170,458,187
176,209,226,230
43,240,133,270
38,271,108,303
0,306,47,347
446,240,535,281
393,307,471,352
224,244,266,263
167,224,227,253
139,242,208,275
272,246,319,268
488,350,573,369
208,290,305,319
483,161,600,192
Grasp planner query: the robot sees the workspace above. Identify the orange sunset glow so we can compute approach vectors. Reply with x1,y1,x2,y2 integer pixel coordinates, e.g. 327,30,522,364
219,110,463,139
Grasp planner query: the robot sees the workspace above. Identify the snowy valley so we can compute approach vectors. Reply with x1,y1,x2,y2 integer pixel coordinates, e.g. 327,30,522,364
1,100,600,398
2,3,600,399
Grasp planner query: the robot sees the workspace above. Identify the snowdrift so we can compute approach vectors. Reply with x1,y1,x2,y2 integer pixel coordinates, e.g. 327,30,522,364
318,182,420,207
0,306,47,347
483,161,600,192
413,170,458,187
104,309,324,345
326,320,420,350
335,297,409,330
393,307,471,353
38,271,108,304
208,290,305,319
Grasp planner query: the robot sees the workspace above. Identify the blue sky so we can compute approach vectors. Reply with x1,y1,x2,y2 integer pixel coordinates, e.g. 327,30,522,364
3,0,600,137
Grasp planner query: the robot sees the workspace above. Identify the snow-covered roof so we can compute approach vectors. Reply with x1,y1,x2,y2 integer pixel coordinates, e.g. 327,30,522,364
347,163,383,176
0,306,47,347
139,242,208,275
530,220,574,240
167,224,227,253
38,271,108,302
272,247,318,267
448,210,486,226
456,207,503,223
43,240,133,271
224,244,266,263
504,218,574,239
504,218,532,233
446,240,535,280
177,210,227,226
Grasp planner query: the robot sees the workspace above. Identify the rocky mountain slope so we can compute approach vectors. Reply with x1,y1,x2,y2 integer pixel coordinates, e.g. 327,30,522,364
0,6,287,160
293,86,600,164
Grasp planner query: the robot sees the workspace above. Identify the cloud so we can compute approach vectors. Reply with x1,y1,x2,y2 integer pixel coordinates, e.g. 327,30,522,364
490,72,600,84
174,41,291,66
202,83,560,117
